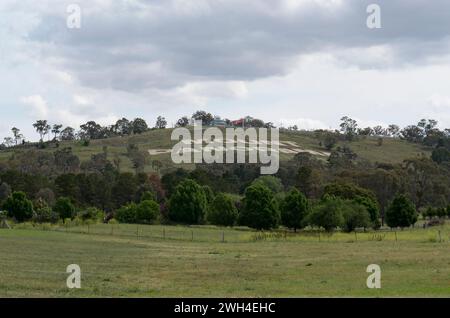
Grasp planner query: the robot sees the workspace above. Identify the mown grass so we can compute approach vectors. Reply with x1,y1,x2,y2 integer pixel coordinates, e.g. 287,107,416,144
0,224,449,297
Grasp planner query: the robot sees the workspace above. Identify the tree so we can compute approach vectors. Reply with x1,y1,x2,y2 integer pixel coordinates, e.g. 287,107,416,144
207,193,238,227
281,188,309,232
169,179,207,224
340,116,358,141
140,191,156,202
252,176,284,194
79,121,104,140
44,123,51,141
239,183,280,230
53,197,76,221
131,118,148,134
192,110,213,125
33,120,48,141
155,116,167,129
308,196,344,232
323,132,338,150
136,200,159,224
3,191,34,222
3,137,14,147
11,127,23,145
176,116,190,127
388,124,400,137
112,118,132,136
51,124,63,140
431,148,450,164
341,201,371,232
249,119,265,128
385,194,417,228
0,182,12,202
115,203,138,224
32,198,58,223
112,173,138,207
400,125,424,143
60,127,76,141
323,183,380,228
36,188,56,206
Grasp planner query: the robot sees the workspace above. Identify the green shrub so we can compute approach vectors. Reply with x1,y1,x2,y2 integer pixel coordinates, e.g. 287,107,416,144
308,195,344,232
136,200,159,224
115,203,138,224
341,201,371,232
207,193,238,227
169,179,207,224
281,188,309,232
33,204,59,224
3,191,34,222
239,184,280,230
140,191,156,202
78,207,105,222
386,194,417,228
53,197,76,221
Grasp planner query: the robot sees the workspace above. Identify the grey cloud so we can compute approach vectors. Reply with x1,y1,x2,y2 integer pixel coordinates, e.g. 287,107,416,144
24,0,450,91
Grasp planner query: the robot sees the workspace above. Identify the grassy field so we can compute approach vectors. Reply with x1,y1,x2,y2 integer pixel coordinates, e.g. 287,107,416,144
1,224,449,297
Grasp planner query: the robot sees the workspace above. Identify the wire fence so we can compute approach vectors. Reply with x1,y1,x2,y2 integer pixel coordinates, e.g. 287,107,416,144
8,221,450,244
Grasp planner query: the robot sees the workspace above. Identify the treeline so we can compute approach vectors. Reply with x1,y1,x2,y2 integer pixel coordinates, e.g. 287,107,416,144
1,149,450,231
0,110,272,148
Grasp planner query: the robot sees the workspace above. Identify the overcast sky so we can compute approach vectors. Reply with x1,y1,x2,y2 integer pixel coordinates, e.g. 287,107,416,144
1,0,450,140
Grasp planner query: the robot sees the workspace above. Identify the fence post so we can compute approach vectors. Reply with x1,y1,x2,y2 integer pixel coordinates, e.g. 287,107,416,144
438,230,442,242
394,231,397,242
355,232,357,241
136,225,139,239
222,231,225,243
191,230,194,241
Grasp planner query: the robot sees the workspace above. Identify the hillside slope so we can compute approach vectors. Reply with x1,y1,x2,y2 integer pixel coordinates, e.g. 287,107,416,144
0,128,431,174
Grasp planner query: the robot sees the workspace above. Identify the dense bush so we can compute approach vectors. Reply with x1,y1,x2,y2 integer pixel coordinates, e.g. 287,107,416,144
386,194,417,228
341,201,371,232
3,191,34,222
140,191,156,202
281,188,309,232
115,203,138,224
308,196,344,232
252,176,284,194
207,193,238,227
32,198,58,223
79,207,105,222
239,184,280,230
53,197,76,221
324,183,380,228
169,179,207,224
136,200,159,224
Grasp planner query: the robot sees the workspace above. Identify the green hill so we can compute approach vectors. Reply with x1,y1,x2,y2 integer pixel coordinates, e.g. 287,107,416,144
0,128,432,175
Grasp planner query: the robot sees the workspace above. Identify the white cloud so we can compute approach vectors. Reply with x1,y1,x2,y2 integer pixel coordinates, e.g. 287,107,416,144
20,95,49,118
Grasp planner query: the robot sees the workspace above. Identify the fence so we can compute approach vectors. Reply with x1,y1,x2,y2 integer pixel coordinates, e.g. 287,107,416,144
9,221,450,244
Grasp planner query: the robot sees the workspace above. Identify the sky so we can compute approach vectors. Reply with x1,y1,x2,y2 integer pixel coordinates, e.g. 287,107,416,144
1,0,450,141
